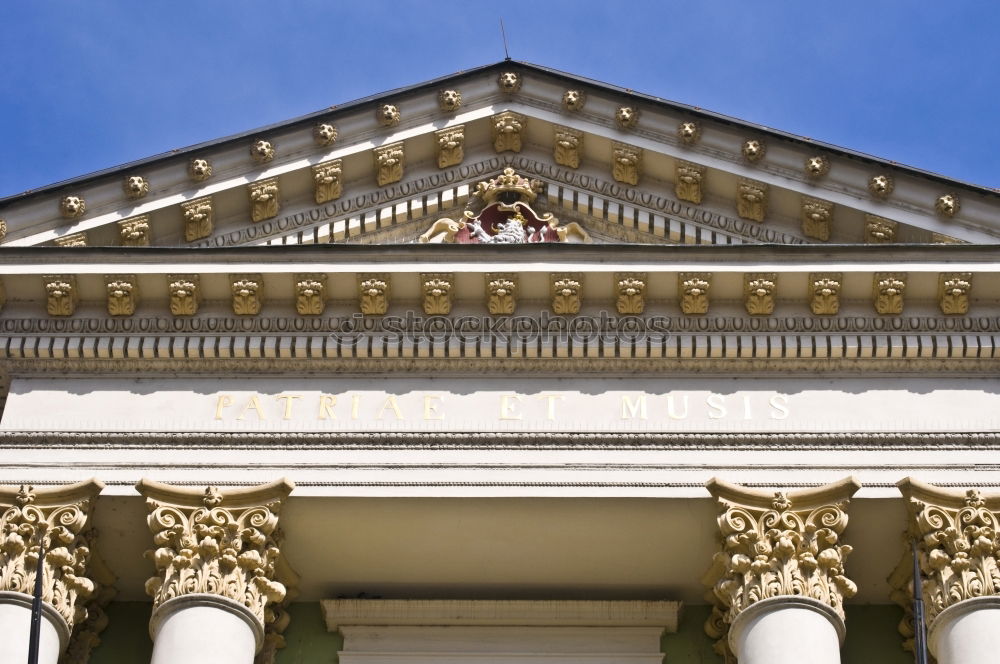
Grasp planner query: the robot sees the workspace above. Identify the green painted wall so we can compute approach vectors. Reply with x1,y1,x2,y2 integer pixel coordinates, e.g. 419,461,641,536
88,602,909,664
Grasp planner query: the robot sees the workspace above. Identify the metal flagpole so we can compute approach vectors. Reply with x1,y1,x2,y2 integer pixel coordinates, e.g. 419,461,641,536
911,539,929,664
27,522,48,664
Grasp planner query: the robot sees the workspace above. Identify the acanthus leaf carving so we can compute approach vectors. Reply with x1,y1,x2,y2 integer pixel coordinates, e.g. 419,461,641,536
809,273,842,316
249,178,280,223
486,274,517,316
801,196,833,242
744,273,776,316
551,274,582,315
182,196,214,242
44,275,78,317
939,273,972,315
168,275,200,316
118,215,150,247
359,275,389,315
232,275,264,316
373,142,404,186
679,273,711,315
737,178,767,222
492,111,525,153
436,126,465,169
612,142,641,186
422,274,454,316
615,273,646,315
675,160,705,205
105,275,138,317
295,274,327,316
312,159,343,205
874,273,906,315
553,126,582,169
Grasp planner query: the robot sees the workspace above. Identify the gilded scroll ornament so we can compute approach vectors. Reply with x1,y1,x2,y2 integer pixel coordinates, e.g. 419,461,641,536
438,89,462,112
869,174,894,198
55,232,88,248
615,273,646,315
137,479,294,640
805,156,830,178
359,276,389,315
60,196,86,219
231,275,264,316
675,160,705,204
615,106,638,130
168,275,200,316
487,274,517,315
703,477,860,663
312,159,343,205
562,89,585,111
935,193,960,217
118,215,150,246
251,139,276,164
249,178,280,223
809,274,842,316
188,158,213,182
123,175,149,200
864,214,897,243
295,274,327,316
939,273,972,315
182,196,214,242
742,139,766,163
422,274,454,315
492,111,525,153
801,197,833,241
744,273,776,316
677,121,701,145
44,276,78,316
679,274,711,315
374,143,404,186
497,71,521,94
737,178,767,222
874,273,906,315
106,276,138,317
377,104,401,127
612,142,641,186
0,480,106,635
436,126,465,169
313,122,338,147
553,126,582,169
551,275,582,315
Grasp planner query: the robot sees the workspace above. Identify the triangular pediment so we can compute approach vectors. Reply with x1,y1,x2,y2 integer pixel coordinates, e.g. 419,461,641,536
1,61,995,249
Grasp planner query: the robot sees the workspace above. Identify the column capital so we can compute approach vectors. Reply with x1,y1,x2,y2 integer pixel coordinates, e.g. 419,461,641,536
0,479,105,639
137,478,296,657
702,476,860,662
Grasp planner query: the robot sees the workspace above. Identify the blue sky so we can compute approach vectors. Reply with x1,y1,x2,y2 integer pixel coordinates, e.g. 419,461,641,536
1,1,998,197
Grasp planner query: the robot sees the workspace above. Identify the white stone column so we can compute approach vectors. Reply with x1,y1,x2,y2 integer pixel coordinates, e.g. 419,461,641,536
0,480,106,664
702,476,860,664
138,478,295,664
896,478,1000,664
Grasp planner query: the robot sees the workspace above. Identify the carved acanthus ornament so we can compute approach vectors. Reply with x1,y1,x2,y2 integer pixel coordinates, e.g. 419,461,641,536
44,276,78,317
377,104,401,127
615,106,639,130
874,273,906,315
436,126,465,169
869,174,894,198
612,142,641,186
492,111,526,153
801,196,833,242
232,275,264,316
553,126,582,169
677,121,701,145
936,193,960,218
374,142,404,186
805,156,830,178
249,178,280,223
188,158,213,182
736,178,767,222
55,233,88,248
61,546,116,664
939,273,972,315
932,232,964,244
438,89,462,112
118,215,150,246
312,123,338,147
562,89,585,111
168,275,200,316
865,215,897,243
312,159,343,205
0,479,106,635
60,196,86,220
123,175,149,200
182,196,214,242
744,273,777,316
359,276,389,315
105,276,138,317
809,274,842,316
615,273,646,315
551,275,583,315
679,273,711,315
250,139,275,164
742,139,766,163
295,274,326,316
422,274,454,315
703,477,860,663
486,274,517,315
675,160,705,204
137,478,295,656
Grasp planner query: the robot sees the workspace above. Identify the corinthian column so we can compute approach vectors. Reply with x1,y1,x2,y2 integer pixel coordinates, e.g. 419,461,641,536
0,479,105,664
702,477,860,664
137,478,295,664
894,477,1000,664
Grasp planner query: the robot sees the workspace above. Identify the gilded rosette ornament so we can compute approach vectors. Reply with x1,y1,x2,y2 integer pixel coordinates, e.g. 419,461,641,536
313,159,343,205
865,214,897,243
249,178,280,223
615,273,646,315
801,197,833,242
118,215,150,246
295,274,327,316
422,274,454,315
939,273,972,315
137,478,295,655
435,126,465,169
0,479,106,636
679,273,711,315
703,477,860,662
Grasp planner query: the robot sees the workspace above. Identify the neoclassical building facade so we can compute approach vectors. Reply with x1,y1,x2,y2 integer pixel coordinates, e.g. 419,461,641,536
1,61,999,664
